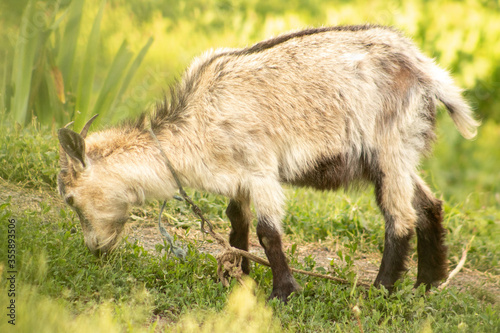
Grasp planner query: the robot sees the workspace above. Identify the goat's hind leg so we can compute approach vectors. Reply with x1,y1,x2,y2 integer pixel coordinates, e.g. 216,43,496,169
413,176,448,289
373,169,417,291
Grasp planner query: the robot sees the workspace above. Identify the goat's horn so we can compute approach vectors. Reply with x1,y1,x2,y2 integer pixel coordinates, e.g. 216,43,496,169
80,114,99,139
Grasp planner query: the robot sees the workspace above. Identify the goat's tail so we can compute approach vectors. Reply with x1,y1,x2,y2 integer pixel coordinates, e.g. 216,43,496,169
432,65,480,139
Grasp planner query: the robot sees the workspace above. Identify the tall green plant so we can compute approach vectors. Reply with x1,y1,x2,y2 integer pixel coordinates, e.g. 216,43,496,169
9,0,40,125
91,37,153,127
72,0,106,131
57,0,84,87
0,50,11,117
3,0,152,128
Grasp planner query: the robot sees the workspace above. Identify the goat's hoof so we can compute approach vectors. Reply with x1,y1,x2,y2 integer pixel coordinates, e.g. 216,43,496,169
373,279,394,294
269,279,301,303
414,279,443,292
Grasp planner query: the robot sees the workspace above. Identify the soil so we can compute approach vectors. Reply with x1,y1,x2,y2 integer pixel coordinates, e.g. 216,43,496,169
1,177,498,305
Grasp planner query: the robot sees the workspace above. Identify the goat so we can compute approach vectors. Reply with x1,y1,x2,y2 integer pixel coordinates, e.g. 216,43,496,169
58,25,479,302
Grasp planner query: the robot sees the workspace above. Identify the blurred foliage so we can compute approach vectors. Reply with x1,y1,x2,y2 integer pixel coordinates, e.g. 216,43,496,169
0,0,152,130
424,116,500,204
108,0,500,122
1,0,500,125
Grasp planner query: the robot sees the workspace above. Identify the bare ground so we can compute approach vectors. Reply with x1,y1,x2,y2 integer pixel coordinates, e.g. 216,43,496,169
1,177,498,305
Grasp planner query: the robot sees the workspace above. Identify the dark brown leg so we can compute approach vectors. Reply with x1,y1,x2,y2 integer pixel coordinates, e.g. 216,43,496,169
373,176,414,291
226,198,252,274
413,179,448,290
256,217,300,302
373,216,414,291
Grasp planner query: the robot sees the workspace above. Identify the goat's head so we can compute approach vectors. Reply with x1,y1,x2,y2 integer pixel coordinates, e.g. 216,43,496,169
57,115,130,257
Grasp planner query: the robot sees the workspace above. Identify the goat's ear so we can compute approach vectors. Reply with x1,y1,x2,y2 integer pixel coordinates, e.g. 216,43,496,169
58,128,87,172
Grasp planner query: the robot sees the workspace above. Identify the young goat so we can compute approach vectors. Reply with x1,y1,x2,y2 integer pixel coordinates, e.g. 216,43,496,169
58,25,479,302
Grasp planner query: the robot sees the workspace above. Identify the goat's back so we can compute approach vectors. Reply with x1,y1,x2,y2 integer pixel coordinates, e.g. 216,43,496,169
172,25,471,185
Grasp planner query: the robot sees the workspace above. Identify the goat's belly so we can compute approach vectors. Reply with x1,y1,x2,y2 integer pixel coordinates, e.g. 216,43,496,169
282,152,377,191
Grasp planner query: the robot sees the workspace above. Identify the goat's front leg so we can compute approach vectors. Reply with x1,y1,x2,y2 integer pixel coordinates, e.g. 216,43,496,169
251,178,300,302
257,217,300,302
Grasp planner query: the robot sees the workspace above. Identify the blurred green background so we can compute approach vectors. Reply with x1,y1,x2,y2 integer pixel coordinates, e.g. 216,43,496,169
0,0,499,205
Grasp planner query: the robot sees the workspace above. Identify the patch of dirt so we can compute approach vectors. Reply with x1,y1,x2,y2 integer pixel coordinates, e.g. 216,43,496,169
135,225,381,282
126,205,499,304
2,177,498,305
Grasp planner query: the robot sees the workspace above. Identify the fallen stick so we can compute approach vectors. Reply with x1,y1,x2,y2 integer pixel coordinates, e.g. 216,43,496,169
438,236,474,290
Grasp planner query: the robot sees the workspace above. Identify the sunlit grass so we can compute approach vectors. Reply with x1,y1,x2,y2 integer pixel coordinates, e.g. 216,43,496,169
0,179,498,332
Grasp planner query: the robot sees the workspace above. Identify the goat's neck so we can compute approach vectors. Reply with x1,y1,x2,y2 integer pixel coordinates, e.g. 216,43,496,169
90,127,198,204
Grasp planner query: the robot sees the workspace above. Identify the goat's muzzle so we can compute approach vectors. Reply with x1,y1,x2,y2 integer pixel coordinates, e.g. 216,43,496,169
84,234,116,258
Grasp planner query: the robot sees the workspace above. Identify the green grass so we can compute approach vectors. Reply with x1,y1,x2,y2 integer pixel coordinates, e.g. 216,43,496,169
0,119,59,188
0,184,498,332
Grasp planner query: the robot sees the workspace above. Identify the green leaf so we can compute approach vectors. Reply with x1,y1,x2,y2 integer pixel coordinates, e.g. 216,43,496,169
10,0,41,125
73,0,107,131
57,0,84,88
91,40,133,123
1,50,12,117
113,36,154,109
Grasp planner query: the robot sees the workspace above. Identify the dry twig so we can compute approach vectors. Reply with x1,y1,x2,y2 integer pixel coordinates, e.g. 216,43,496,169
438,236,474,290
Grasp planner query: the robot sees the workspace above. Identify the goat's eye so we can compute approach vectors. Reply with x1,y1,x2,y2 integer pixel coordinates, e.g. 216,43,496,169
66,196,74,206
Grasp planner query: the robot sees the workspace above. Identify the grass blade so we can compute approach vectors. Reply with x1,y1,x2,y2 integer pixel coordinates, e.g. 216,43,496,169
51,66,65,105
1,51,11,117
91,40,133,124
74,0,106,131
115,36,154,105
57,0,84,87
10,0,40,125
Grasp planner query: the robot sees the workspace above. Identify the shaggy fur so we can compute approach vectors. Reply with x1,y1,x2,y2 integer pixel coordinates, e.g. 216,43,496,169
58,25,479,301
